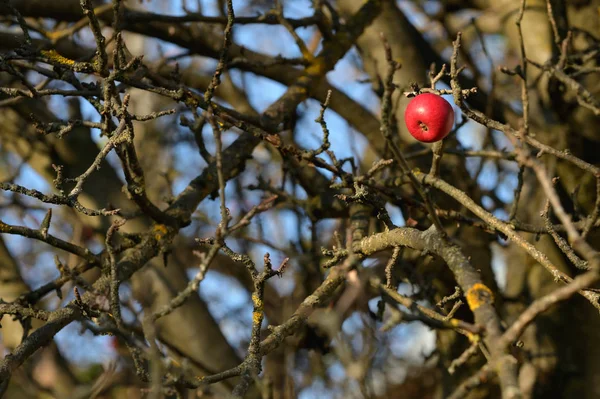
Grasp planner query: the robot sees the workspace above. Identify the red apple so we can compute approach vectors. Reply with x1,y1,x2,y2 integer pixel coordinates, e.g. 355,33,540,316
404,93,455,143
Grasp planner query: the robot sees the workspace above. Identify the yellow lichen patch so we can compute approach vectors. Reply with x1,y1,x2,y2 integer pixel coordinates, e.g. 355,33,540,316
153,224,169,241
252,310,262,326
251,292,263,311
45,30,65,41
449,318,480,342
40,49,76,66
183,94,199,109
306,57,327,77
300,48,315,62
466,331,480,343
251,292,264,325
465,283,494,311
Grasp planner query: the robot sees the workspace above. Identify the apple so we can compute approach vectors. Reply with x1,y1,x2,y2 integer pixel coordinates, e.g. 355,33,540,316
404,93,454,143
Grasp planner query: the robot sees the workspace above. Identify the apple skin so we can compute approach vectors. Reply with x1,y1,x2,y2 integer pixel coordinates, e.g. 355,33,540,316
404,93,455,143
